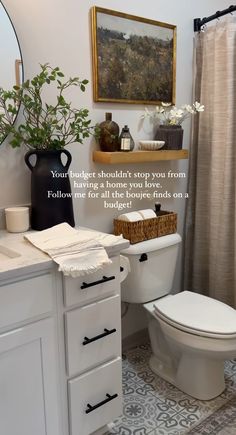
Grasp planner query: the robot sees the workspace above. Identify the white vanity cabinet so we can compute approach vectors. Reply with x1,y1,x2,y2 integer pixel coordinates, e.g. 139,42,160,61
0,271,61,435
0,231,128,435
63,255,123,435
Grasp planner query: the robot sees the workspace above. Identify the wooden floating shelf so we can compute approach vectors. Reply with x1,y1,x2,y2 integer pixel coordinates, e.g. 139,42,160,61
93,149,189,164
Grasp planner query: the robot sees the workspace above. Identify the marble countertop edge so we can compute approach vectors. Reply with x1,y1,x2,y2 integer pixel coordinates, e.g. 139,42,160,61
0,228,129,279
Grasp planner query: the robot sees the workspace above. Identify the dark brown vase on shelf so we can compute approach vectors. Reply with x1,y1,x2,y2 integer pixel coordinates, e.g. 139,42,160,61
98,112,120,152
155,125,183,150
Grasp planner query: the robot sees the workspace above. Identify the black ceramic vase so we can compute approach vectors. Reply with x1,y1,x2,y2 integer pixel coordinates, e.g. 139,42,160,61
25,149,75,230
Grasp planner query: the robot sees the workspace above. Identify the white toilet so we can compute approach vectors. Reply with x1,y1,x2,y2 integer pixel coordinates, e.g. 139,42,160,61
121,233,236,400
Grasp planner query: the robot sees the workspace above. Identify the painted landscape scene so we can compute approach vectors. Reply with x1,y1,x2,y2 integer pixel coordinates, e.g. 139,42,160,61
96,12,175,103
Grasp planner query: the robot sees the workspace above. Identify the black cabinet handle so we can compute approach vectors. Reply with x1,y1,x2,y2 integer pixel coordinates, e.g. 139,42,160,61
80,275,115,289
83,328,116,346
85,393,118,414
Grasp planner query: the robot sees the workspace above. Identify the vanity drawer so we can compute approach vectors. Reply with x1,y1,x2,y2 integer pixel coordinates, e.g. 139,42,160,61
68,357,122,435
0,273,54,329
63,256,120,307
65,294,121,377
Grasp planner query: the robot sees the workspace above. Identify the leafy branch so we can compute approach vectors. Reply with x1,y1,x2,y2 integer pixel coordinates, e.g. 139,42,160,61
0,63,97,150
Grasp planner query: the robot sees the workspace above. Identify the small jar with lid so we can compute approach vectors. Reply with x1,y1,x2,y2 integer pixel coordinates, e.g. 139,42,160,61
119,125,135,152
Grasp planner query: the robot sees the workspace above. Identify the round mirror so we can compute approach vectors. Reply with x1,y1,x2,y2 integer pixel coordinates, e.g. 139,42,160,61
0,1,23,144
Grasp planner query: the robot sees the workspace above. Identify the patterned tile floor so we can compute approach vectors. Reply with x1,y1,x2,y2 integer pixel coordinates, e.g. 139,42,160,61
108,342,236,435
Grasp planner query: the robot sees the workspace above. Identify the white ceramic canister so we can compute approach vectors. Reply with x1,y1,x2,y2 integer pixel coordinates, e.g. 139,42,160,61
5,207,30,233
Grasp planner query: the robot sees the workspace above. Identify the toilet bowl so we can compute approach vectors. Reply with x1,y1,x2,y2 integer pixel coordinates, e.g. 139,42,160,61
121,234,236,400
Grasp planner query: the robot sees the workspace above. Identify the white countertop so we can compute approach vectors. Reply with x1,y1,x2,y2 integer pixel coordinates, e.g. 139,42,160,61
0,228,129,281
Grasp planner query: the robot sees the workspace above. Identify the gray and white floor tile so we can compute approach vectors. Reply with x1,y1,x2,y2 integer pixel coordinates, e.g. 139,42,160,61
108,342,236,435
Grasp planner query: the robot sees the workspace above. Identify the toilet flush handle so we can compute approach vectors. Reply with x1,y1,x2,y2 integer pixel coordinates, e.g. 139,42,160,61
139,253,148,262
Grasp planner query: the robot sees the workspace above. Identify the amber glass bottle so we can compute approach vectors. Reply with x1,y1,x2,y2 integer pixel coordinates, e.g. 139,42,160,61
98,113,120,152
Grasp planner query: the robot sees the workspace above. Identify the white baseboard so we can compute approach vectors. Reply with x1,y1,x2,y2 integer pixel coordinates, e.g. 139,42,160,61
92,425,109,435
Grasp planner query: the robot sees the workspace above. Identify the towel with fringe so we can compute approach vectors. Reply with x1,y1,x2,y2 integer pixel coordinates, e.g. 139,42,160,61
24,223,123,277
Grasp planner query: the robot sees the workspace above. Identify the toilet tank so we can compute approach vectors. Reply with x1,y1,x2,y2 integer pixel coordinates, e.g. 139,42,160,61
121,233,181,304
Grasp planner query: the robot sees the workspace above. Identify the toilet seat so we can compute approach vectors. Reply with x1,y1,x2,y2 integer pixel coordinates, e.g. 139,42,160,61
153,291,236,339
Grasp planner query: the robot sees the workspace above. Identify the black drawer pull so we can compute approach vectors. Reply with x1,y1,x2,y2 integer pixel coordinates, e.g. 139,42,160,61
85,393,118,414
80,275,115,289
83,328,116,345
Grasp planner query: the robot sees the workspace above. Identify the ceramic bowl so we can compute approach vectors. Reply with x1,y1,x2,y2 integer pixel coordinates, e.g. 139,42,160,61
139,140,165,151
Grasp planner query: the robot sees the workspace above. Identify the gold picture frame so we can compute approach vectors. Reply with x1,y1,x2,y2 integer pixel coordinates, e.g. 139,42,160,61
91,6,176,105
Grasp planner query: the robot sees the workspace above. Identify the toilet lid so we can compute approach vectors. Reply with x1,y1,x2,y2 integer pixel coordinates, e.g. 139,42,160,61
153,291,236,338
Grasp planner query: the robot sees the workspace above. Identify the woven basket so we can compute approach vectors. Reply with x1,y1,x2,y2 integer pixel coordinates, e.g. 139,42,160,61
114,211,177,244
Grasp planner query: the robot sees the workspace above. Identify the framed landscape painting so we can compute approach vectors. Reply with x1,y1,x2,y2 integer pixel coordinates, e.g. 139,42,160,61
91,7,176,105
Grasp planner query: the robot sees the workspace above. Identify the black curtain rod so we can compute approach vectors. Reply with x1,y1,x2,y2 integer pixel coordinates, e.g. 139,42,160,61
194,4,236,31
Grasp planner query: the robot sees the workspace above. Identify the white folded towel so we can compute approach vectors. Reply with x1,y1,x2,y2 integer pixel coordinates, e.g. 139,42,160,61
24,223,123,277
138,209,156,219
117,211,143,222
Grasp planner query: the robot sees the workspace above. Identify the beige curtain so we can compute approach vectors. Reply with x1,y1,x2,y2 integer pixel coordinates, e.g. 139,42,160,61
184,17,236,307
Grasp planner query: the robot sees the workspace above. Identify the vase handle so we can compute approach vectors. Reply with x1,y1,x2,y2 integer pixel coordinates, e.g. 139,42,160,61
60,149,72,171
25,150,36,172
